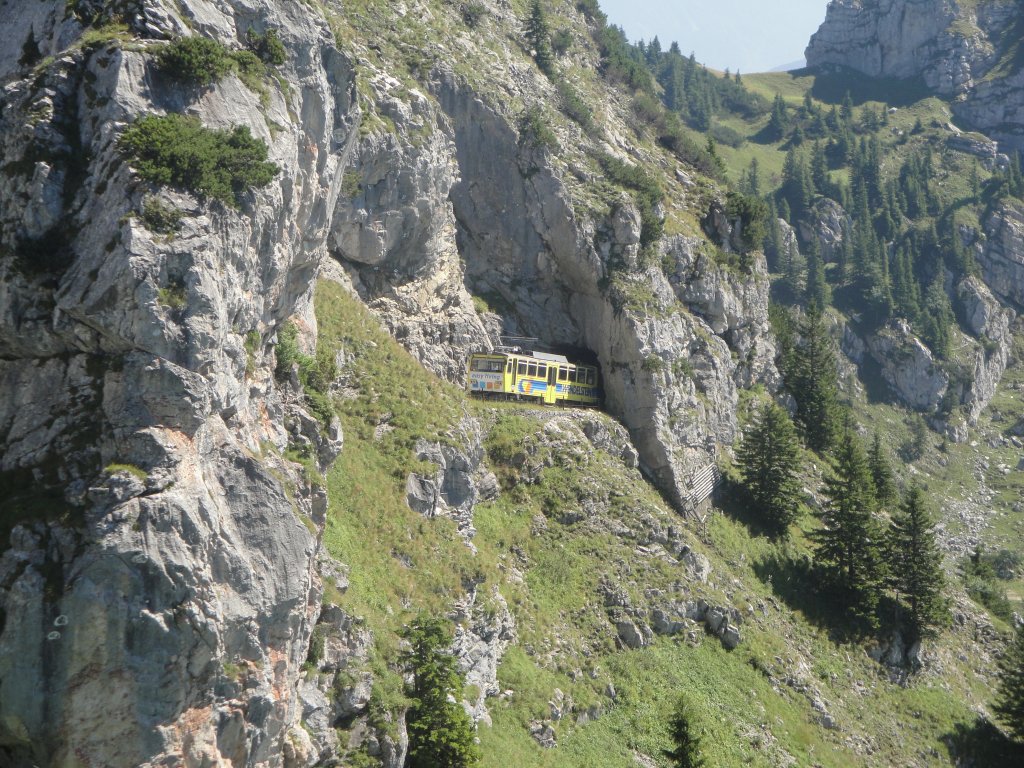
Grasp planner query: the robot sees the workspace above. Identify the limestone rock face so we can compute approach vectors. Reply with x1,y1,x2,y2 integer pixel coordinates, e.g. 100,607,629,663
855,278,1012,435
1,0,780,764
955,276,1013,425
806,0,1024,149
329,58,779,511
0,1,359,765
977,200,1024,308
806,0,965,85
866,320,949,412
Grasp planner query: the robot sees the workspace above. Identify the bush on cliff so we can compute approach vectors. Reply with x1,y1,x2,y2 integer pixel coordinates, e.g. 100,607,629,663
156,36,234,84
120,114,278,207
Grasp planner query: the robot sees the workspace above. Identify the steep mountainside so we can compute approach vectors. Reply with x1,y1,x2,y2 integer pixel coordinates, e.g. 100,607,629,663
0,0,774,765
2,1,1024,767
806,0,1024,149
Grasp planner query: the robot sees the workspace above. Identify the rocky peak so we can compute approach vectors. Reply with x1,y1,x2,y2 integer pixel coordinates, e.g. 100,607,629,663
806,0,1024,149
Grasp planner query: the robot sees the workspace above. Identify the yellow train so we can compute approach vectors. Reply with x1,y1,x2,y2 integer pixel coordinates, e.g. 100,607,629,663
467,348,602,406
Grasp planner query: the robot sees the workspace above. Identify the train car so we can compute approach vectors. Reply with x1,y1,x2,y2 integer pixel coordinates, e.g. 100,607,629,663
467,348,601,407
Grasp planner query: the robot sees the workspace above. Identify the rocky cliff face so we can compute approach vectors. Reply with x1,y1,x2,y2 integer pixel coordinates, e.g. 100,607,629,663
0,1,780,765
0,1,356,764
806,0,1024,149
330,48,778,509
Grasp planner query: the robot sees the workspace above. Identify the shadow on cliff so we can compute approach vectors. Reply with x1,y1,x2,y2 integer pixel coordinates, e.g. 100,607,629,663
792,66,931,107
943,716,1024,767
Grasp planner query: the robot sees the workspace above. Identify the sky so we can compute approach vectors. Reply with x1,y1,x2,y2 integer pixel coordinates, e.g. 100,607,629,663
596,0,830,73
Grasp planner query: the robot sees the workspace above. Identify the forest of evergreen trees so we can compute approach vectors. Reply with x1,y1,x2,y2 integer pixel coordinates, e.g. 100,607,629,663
559,3,1024,750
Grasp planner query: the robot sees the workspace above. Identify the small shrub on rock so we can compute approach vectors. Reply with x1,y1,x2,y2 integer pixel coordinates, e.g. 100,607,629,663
461,2,487,27
518,106,557,150
246,28,286,66
120,114,278,207
156,36,234,84
140,196,182,233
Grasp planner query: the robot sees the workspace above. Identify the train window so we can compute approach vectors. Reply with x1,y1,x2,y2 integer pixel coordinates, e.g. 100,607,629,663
506,361,513,373
587,369,596,385
537,364,546,378
517,361,527,375
559,366,568,381
528,363,538,377
472,358,503,372
575,368,585,383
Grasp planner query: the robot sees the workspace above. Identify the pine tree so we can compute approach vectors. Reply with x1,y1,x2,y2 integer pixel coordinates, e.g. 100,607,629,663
813,424,887,630
768,93,789,139
403,616,481,768
837,219,854,283
743,157,761,197
810,140,830,198
526,0,554,77
868,432,897,509
738,402,804,535
666,698,705,768
789,304,840,453
995,626,1024,742
921,271,954,359
887,485,949,642
765,200,783,271
805,238,830,309
781,236,807,299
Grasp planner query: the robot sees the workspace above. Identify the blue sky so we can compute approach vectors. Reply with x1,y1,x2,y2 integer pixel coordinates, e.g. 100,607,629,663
596,0,829,73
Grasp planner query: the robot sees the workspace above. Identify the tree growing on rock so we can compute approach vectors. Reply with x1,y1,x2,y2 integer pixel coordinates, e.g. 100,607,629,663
995,626,1024,743
887,485,948,642
812,423,887,630
737,402,804,536
526,0,554,77
402,615,480,768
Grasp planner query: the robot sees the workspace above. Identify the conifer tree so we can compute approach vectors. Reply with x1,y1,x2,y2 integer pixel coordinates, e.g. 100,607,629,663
810,140,829,198
887,485,948,642
743,157,761,198
782,238,806,298
765,200,783,271
789,304,840,453
526,0,554,76
768,93,789,139
805,237,830,309
868,431,897,509
921,271,954,359
837,219,854,283
738,402,804,536
403,616,481,768
813,424,887,630
666,699,705,768
994,626,1024,742
778,197,791,224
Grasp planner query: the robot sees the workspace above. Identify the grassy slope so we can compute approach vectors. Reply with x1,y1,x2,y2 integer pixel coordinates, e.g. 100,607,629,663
305,4,1023,764
731,68,1024,607
311,278,1019,767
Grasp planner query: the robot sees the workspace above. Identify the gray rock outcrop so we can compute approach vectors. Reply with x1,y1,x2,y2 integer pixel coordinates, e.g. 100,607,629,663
866,319,950,412
328,38,780,512
806,0,1024,149
976,200,1024,308
0,1,360,765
